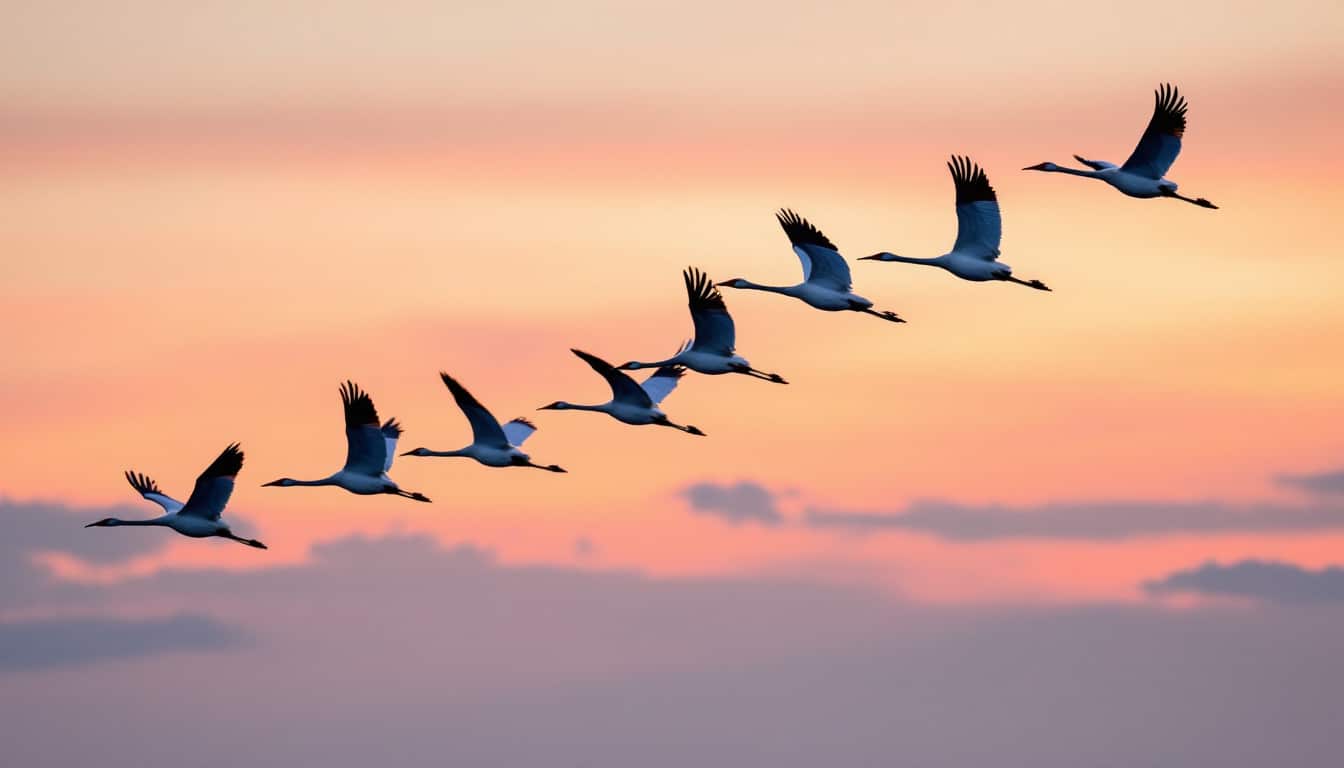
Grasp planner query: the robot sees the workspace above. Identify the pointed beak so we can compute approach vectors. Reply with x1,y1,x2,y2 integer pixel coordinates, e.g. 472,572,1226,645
399,450,415,456
857,254,881,261
83,522,98,528
260,480,282,487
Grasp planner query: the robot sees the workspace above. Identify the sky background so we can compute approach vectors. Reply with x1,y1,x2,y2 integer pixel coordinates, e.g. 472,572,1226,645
3,1,1344,765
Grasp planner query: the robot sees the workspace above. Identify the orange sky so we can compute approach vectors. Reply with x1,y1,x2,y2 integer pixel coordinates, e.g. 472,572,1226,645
4,0,1344,604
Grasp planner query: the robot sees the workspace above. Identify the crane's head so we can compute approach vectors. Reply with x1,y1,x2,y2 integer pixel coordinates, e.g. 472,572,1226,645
261,478,297,487
715,278,749,289
617,361,645,371
858,252,897,261
83,517,119,528
400,447,433,457
1022,162,1059,172
538,401,571,411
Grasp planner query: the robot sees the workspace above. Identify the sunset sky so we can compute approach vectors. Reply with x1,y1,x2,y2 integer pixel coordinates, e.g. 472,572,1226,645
4,1,1344,765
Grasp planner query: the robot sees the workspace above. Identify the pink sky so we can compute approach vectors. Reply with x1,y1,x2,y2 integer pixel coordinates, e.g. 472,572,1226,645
4,0,1344,600
6,4,1344,765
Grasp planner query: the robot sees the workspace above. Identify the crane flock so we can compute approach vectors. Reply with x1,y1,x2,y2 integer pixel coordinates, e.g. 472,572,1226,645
87,83,1217,549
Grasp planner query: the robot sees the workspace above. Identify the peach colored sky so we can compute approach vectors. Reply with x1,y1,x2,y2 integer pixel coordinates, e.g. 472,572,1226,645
4,0,1344,604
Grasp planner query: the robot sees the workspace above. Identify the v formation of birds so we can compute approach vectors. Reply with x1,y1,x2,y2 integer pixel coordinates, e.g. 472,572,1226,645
85,84,1216,550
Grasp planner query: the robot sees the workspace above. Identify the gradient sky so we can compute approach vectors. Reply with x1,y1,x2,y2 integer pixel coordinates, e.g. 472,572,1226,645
4,1,1344,764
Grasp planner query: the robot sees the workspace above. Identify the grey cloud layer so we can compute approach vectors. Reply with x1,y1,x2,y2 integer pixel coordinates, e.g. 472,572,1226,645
681,481,1344,540
1277,468,1344,496
804,499,1344,539
0,615,245,670
5,529,1344,767
680,481,783,525
1146,560,1344,602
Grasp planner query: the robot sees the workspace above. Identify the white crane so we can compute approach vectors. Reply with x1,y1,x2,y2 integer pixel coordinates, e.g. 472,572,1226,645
84,444,266,549
401,373,566,472
861,156,1050,290
262,381,431,502
618,267,787,384
717,209,905,323
540,349,705,436
1023,83,1218,209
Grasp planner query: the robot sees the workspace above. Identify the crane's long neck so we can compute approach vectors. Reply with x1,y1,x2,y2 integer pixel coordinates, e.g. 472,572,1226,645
417,448,472,458
1049,166,1102,178
733,280,793,295
87,517,168,528
629,356,680,370
871,253,944,266
287,477,339,487
569,403,612,413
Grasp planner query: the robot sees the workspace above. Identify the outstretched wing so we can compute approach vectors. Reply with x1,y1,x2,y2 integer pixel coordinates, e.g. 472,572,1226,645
570,348,652,408
380,418,402,472
684,267,735,355
775,209,852,291
178,443,243,520
439,373,510,448
1073,154,1117,171
640,364,685,406
501,417,537,446
948,155,1002,261
340,380,388,476
1121,83,1187,180
124,471,184,514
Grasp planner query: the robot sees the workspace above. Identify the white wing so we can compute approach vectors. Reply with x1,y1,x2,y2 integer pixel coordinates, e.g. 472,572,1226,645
952,201,1002,260
502,418,537,446
381,419,402,473
948,156,1002,261
640,365,685,405
776,210,852,290
124,471,184,514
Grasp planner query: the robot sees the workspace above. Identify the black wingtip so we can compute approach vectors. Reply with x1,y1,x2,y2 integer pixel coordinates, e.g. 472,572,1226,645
948,155,996,205
124,470,162,496
201,443,245,479
508,417,537,430
775,208,837,250
381,417,403,438
340,380,379,427
1150,83,1188,137
683,266,726,311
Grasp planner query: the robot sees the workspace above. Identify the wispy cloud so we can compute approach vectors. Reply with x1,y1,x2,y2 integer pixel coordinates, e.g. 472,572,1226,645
0,499,172,611
803,500,1344,540
0,615,246,670
1276,469,1344,496
1145,560,1344,603
680,481,783,526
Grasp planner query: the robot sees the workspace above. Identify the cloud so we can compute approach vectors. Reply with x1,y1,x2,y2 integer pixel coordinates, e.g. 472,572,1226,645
680,481,783,526
1277,469,1344,496
573,535,596,559
0,498,174,610
0,497,170,565
4,532,1344,767
0,614,246,670
1145,560,1344,603
803,499,1344,540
